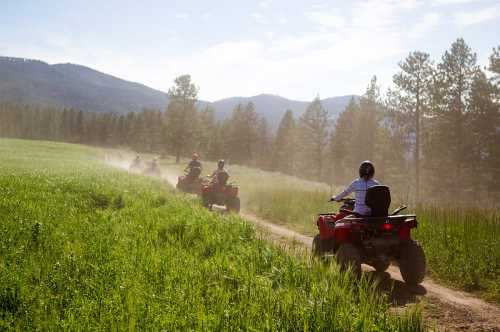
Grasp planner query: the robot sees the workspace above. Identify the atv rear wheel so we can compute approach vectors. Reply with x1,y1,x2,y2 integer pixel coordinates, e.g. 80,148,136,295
336,243,362,276
227,197,240,213
398,240,426,285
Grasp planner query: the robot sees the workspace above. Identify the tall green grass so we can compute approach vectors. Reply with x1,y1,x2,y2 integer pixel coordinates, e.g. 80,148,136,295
0,139,422,330
414,206,499,302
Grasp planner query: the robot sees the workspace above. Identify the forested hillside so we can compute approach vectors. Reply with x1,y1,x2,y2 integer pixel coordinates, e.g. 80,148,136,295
0,57,169,113
0,56,352,128
1,39,499,205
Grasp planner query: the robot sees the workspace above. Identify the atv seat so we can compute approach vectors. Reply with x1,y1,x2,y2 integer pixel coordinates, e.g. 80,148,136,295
365,185,391,217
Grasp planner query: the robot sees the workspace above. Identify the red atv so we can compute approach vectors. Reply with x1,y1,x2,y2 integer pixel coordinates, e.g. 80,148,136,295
313,185,426,285
177,167,203,195
201,171,240,213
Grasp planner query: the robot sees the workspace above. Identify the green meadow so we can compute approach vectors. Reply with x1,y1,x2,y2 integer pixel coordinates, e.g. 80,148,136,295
0,139,422,330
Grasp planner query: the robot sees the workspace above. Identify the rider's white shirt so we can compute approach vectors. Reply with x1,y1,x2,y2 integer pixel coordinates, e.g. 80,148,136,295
334,178,379,215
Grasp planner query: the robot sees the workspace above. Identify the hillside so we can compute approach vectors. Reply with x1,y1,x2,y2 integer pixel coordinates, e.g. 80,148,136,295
0,56,169,113
0,56,356,128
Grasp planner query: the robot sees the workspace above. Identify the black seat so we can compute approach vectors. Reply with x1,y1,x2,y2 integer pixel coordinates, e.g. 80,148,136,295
365,185,391,217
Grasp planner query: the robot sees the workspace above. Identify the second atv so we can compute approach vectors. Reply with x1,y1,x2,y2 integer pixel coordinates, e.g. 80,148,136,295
201,171,240,213
313,185,426,286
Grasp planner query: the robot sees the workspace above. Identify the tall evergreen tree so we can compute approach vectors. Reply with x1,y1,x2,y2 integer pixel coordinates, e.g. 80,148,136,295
298,96,330,180
164,75,199,163
272,110,297,175
392,51,434,202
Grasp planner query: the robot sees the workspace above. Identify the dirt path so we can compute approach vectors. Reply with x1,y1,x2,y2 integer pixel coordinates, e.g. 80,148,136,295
110,157,499,331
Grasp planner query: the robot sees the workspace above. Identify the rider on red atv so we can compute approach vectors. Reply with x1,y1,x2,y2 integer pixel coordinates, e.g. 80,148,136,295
211,159,229,185
185,153,202,180
330,160,379,219
315,160,426,285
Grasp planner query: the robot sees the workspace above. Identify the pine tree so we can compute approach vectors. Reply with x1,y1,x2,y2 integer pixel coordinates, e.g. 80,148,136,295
255,117,272,169
425,38,479,199
164,75,199,163
272,110,297,175
329,98,359,183
298,96,330,180
392,51,434,202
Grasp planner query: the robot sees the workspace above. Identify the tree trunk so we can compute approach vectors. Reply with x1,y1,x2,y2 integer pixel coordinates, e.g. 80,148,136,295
415,87,421,204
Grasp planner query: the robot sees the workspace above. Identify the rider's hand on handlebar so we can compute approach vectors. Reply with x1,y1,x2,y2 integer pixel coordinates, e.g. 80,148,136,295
328,197,338,202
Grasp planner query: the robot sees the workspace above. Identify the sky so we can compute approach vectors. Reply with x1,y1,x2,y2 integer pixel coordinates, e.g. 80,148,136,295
1,0,499,101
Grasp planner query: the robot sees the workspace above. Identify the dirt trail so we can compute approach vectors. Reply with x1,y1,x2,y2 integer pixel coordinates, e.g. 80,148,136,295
111,158,499,331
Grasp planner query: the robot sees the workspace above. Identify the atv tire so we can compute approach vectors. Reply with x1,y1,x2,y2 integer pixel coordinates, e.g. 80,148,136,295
312,235,324,257
372,260,390,273
398,240,426,286
336,243,362,277
201,195,211,208
227,197,240,213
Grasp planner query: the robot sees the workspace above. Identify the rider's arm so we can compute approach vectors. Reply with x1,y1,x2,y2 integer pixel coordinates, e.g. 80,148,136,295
333,180,356,201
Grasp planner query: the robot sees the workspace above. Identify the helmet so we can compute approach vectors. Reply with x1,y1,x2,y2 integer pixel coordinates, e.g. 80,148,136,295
359,160,375,178
217,159,225,169
192,153,199,160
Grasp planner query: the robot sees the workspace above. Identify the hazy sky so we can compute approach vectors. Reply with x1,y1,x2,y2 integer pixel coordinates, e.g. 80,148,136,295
1,0,499,101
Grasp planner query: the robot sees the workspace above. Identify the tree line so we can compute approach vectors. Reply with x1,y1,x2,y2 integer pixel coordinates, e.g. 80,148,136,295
0,38,498,204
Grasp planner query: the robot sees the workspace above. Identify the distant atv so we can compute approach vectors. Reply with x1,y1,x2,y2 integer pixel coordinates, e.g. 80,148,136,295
142,161,161,177
201,171,240,213
177,167,203,194
313,185,426,286
129,162,143,174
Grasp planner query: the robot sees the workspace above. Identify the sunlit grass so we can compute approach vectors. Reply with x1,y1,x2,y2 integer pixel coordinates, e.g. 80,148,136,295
0,139,421,330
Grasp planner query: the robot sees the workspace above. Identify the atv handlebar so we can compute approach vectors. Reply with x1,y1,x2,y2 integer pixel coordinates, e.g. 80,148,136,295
328,198,355,203
391,205,407,215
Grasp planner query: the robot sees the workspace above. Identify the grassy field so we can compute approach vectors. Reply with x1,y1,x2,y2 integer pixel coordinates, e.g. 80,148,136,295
0,139,422,330
159,157,500,303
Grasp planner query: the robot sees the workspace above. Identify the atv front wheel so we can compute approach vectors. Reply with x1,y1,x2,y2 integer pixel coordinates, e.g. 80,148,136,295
312,235,323,257
336,243,362,276
201,195,211,208
398,240,426,285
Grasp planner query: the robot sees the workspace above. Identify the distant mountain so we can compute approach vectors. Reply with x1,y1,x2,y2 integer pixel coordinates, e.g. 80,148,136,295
0,56,357,129
211,94,357,128
0,56,169,113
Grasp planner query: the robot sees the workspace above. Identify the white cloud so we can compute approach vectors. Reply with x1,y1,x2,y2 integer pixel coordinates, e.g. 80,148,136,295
311,3,329,9
431,0,481,6
259,0,271,9
277,16,288,24
201,12,212,20
454,4,500,26
250,12,267,24
305,9,346,28
410,12,441,37
173,12,189,20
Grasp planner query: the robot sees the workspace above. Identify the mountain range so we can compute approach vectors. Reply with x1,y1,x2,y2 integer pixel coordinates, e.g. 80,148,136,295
0,56,356,128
